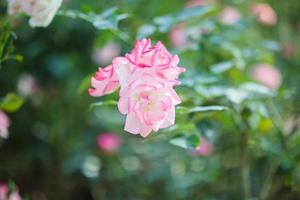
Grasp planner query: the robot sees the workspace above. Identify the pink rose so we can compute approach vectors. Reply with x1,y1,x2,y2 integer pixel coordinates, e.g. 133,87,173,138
124,39,185,84
250,3,277,26
0,110,10,139
89,39,185,137
0,184,8,200
251,63,282,90
88,65,120,97
97,133,122,153
0,183,22,200
219,6,241,25
118,72,181,137
8,191,22,200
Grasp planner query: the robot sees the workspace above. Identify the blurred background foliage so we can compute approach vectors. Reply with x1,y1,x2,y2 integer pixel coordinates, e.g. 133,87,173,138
1,0,300,199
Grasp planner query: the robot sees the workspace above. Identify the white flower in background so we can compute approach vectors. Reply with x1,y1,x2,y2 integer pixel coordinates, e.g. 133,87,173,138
0,110,10,139
7,0,62,27
18,73,37,97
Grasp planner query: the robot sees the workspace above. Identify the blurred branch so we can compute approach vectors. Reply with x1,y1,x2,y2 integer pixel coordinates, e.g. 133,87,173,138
240,131,252,199
0,21,22,68
259,158,280,200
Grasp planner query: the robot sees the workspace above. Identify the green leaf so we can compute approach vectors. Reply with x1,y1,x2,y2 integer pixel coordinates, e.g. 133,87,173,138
210,61,234,74
170,134,201,149
89,100,118,110
0,22,20,66
150,5,217,34
188,106,228,113
175,5,217,22
0,93,25,112
241,83,275,97
177,105,228,115
138,24,156,38
58,7,128,31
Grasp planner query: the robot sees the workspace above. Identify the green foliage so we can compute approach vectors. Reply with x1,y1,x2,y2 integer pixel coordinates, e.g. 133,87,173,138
58,7,128,31
0,21,22,68
138,5,217,38
170,134,200,149
0,93,24,112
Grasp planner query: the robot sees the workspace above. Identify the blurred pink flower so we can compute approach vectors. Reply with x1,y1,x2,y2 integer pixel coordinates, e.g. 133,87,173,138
169,24,203,50
169,24,189,50
8,191,22,200
89,39,185,137
97,133,122,153
0,183,22,200
197,138,213,156
0,110,10,139
250,3,277,26
282,42,295,59
18,74,37,97
0,184,9,200
251,63,282,90
92,42,121,65
219,6,241,25
189,138,214,156
185,0,216,8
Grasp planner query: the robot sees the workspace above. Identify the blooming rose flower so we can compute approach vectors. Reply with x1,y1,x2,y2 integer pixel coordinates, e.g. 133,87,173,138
219,6,241,25
97,133,122,153
0,110,10,139
88,65,120,97
0,183,22,200
92,42,121,65
7,0,62,27
251,63,282,90
250,3,277,26
118,72,182,137
89,39,185,137
124,39,185,84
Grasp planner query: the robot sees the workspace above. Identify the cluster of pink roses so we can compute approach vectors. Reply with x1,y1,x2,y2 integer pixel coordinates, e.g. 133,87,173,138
0,183,22,200
89,39,185,137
